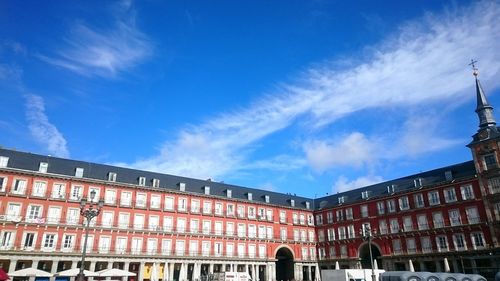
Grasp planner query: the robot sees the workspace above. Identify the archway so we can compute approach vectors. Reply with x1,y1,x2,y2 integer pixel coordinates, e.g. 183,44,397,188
275,247,294,281
359,243,382,269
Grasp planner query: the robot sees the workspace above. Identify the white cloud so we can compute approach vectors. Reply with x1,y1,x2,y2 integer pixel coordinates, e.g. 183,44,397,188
25,95,69,158
39,2,152,77
130,1,500,181
333,175,384,193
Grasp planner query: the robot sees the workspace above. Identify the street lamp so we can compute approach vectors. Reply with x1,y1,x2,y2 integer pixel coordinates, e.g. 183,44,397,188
360,224,377,281
76,190,104,281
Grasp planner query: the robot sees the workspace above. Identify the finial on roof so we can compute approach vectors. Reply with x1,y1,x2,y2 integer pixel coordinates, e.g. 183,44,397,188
469,59,479,77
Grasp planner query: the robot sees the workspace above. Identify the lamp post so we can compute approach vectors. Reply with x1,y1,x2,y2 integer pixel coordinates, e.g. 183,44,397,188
76,190,104,281
360,225,377,281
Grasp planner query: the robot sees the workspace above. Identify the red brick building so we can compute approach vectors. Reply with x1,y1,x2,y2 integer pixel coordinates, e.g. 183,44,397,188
0,71,499,280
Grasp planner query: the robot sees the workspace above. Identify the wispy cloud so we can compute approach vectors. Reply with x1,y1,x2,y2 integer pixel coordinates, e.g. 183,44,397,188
39,1,152,78
129,1,500,185
333,175,384,193
25,94,69,158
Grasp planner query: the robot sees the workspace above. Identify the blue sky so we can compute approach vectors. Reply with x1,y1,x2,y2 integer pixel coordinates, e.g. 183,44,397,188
1,0,500,198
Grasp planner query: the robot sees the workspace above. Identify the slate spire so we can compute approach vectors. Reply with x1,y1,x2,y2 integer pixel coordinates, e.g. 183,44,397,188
471,60,496,129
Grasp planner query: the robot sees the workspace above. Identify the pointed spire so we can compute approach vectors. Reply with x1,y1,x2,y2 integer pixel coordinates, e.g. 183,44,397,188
470,59,496,129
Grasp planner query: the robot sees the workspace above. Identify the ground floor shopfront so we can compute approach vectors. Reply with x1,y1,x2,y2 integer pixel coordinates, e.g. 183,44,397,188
0,254,319,281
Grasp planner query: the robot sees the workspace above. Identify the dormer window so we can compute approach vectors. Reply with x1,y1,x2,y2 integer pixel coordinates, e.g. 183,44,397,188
152,178,160,188
338,196,345,204
361,191,369,200
264,195,270,203
75,167,84,178
0,156,8,168
484,154,498,170
247,193,253,201
204,186,210,195
445,170,453,181
39,162,48,173
414,178,423,188
387,184,396,194
178,182,185,191
290,199,295,207
305,201,310,209
108,172,117,182
138,177,146,186
226,189,232,198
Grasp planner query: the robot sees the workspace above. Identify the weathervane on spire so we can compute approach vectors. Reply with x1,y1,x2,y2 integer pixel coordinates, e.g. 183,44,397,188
469,59,479,77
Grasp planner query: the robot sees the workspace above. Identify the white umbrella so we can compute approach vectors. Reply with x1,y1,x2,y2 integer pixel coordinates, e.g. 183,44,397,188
408,259,415,272
373,259,378,270
97,268,137,277
151,263,159,281
179,263,187,281
335,261,340,270
10,268,51,277
55,268,99,277
164,263,169,281
315,264,321,281
444,258,450,273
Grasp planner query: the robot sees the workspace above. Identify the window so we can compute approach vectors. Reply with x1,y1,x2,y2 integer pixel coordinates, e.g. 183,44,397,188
421,236,432,253
345,208,353,219
66,208,79,225
164,196,174,211
120,191,132,207
471,232,486,249
444,188,457,203
484,153,497,170
22,232,36,250
189,240,199,256
204,186,210,195
136,193,146,208
32,181,47,197
203,201,212,214
461,185,475,200
149,215,160,231
0,176,6,192
6,203,21,221
259,244,266,258
417,214,428,230
329,246,336,258
436,235,448,252
0,156,9,167
215,203,223,216
300,230,307,242
75,167,84,178
138,177,146,186
248,206,256,219
336,210,344,221
453,233,467,251
340,245,347,258
161,239,172,255
0,231,14,250
387,200,396,213
390,218,400,233
326,212,333,224
280,211,287,223
293,229,299,241
414,193,425,208
88,187,100,203
433,212,444,228
315,214,323,225
377,201,385,215
178,198,187,212
361,190,369,199
134,214,145,230
248,244,256,258
280,228,287,241
39,162,48,173
62,234,75,251
191,199,200,213
247,193,252,201
267,226,273,239
12,179,27,195
488,177,500,194
226,189,232,198
132,237,143,254
163,216,173,232
338,196,345,204
70,185,83,200
237,223,246,237
151,194,161,209
118,213,130,229
107,172,117,182
215,242,223,257
449,209,461,226
466,207,480,224
178,182,185,191
327,228,335,241
248,224,256,238
290,199,295,207
292,213,298,224
203,220,211,235
116,237,127,254
305,201,310,209
227,204,235,217
360,205,369,218
237,205,245,218
264,195,270,203
48,183,64,199
403,216,413,232
42,233,57,251
428,191,440,205
347,225,355,238
215,221,223,236
177,218,187,233
299,214,305,225
226,222,234,236
47,206,61,224
406,238,416,253
104,189,117,205
317,230,325,242
190,219,199,234
152,178,160,188
26,205,42,222
398,196,409,210
237,243,245,258
392,239,401,254
226,243,234,257
147,238,157,255
378,220,387,234
267,209,273,221
81,235,94,254
338,227,346,240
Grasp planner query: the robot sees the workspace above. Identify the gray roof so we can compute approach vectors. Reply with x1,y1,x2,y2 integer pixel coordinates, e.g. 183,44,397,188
0,148,312,210
313,160,477,210
0,148,477,210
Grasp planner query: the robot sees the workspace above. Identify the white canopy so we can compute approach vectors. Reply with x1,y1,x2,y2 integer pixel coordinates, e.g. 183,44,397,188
97,268,137,277
10,268,52,277
55,268,99,277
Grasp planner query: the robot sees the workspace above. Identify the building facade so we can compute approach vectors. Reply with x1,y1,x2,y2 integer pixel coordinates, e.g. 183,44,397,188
0,71,499,280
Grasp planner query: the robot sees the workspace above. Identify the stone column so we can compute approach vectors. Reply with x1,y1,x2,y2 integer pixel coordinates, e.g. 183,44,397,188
29,260,40,281
209,263,214,274
193,262,200,281
122,262,130,281
169,263,175,281
89,261,97,281
7,259,17,274
106,261,113,281
139,261,145,281
71,260,78,269
50,260,59,281
307,266,312,281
